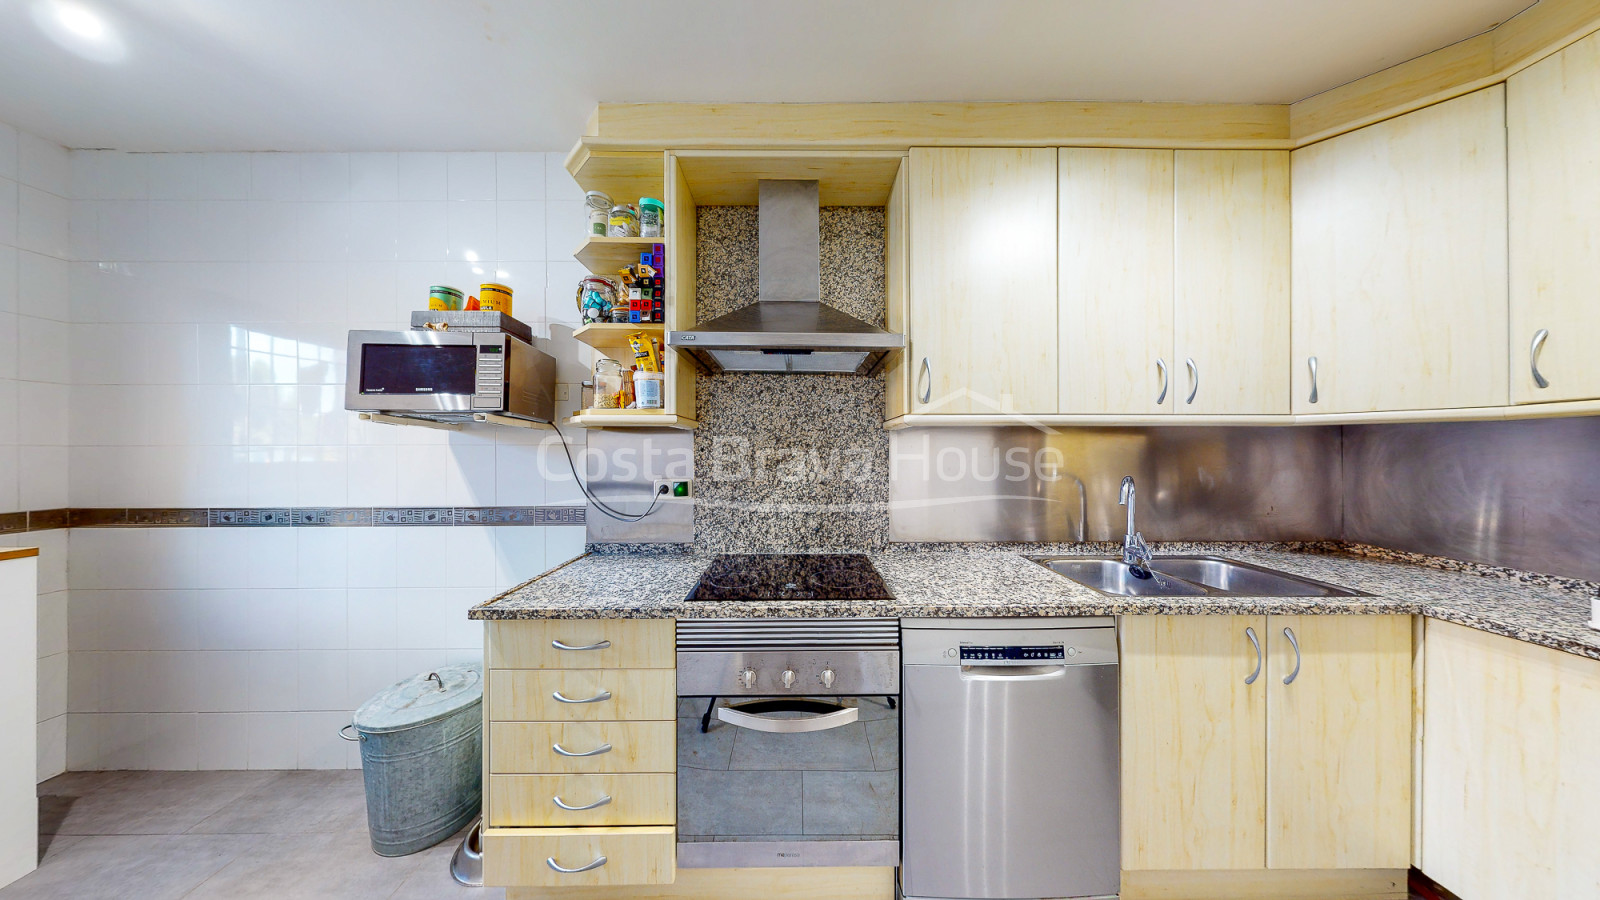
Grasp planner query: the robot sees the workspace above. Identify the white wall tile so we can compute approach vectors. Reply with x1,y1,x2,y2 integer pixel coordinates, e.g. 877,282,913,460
194,651,249,713
250,154,300,201
346,650,397,709
37,652,67,722
346,588,397,650
247,712,298,769
245,529,298,589
497,201,546,261
296,651,348,712
447,152,497,201
349,153,399,202
248,650,298,711
496,153,545,200
18,314,69,384
0,122,16,181
146,153,202,200
38,715,66,781
345,528,397,590
19,249,70,320
396,153,446,201
297,710,351,769
545,152,583,202
196,713,249,768
200,154,252,201
20,446,68,509
296,587,347,649
544,199,586,261
447,200,497,262
147,714,200,770
0,246,18,315
0,178,17,247
18,132,70,197
74,150,149,201
299,154,350,202
19,186,70,258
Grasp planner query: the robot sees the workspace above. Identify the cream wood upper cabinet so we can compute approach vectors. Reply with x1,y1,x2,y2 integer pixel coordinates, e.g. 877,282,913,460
1420,620,1600,897
1060,149,1174,415
1508,30,1600,405
908,148,1057,414
1121,615,1267,870
1266,615,1412,870
1291,86,1509,415
884,158,911,420
1174,150,1291,415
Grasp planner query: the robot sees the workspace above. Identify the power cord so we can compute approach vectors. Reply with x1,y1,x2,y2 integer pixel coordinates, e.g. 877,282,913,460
548,421,669,522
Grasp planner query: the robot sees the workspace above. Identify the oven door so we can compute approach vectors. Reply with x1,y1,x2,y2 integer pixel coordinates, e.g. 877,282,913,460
345,329,503,417
676,695,900,868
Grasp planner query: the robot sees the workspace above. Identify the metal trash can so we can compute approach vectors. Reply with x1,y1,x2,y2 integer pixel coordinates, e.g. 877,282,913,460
341,665,484,857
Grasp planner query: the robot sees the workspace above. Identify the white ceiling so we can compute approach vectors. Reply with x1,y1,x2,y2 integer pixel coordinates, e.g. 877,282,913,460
0,0,1538,152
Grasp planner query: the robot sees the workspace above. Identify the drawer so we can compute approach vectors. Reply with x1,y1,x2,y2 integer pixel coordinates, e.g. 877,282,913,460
488,619,674,670
490,669,675,722
482,826,675,888
491,721,675,774
489,774,675,827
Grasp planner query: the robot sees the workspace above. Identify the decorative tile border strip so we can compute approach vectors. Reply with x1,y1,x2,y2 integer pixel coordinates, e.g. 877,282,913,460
0,506,585,533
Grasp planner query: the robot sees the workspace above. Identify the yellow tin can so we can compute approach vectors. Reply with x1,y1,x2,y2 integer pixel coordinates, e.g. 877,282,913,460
479,283,513,316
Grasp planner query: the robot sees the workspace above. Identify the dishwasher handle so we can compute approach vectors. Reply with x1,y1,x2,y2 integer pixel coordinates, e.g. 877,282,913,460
959,664,1069,680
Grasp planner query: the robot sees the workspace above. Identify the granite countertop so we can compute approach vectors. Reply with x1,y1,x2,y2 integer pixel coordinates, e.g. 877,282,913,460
468,542,1600,661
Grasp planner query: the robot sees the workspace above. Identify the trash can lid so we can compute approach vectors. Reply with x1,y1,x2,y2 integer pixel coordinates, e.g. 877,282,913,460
353,665,483,734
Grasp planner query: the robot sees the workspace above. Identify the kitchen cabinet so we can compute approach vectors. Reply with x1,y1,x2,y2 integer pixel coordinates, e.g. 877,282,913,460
908,147,1058,414
1420,620,1600,897
1508,29,1600,405
1173,150,1291,415
1291,86,1508,415
1121,615,1411,878
1059,149,1174,415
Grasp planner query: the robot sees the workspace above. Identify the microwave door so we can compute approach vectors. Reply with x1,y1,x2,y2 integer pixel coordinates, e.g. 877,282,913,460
345,330,483,416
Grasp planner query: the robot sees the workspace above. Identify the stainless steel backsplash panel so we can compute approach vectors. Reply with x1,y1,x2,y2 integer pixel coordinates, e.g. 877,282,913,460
582,428,695,544
888,426,1342,543
1343,417,1600,582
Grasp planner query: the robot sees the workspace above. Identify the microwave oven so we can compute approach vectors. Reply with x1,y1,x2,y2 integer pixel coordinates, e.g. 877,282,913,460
344,329,557,424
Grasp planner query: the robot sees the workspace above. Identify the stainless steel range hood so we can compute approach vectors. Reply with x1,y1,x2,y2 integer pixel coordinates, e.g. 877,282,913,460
667,180,904,375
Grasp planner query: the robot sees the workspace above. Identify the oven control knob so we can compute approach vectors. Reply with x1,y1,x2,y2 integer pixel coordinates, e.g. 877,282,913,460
739,668,757,689
821,668,836,689
782,669,797,689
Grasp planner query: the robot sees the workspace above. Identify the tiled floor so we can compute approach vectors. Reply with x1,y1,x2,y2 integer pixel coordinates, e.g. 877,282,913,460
1,771,499,900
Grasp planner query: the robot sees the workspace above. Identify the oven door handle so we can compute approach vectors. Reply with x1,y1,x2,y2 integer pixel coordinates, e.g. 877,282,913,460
716,703,860,734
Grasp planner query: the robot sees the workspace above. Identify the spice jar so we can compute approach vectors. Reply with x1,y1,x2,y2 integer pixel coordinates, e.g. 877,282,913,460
607,203,639,237
584,191,612,237
638,198,665,238
575,276,618,325
592,358,628,409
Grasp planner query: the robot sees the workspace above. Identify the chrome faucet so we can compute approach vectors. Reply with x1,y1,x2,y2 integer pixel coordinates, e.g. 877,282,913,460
1118,476,1153,573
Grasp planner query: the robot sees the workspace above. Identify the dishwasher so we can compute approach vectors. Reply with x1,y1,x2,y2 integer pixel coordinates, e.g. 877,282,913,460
901,618,1119,900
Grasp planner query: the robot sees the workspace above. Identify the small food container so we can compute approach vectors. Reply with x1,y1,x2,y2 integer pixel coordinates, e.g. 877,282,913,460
428,285,464,311
608,203,640,238
639,198,665,238
633,370,664,409
593,358,628,408
342,666,483,857
584,191,612,236
478,283,512,316
576,275,618,325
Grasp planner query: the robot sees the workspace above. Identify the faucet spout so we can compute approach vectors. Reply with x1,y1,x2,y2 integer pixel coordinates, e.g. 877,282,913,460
1118,476,1152,573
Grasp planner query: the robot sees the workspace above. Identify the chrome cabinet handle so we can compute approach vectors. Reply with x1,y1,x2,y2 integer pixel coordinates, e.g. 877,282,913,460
1244,627,1262,685
1531,329,1550,389
553,794,613,811
917,357,932,405
552,742,612,758
1307,356,1319,405
547,855,608,874
1282,627,1302,685
1185,357,1199,405
1155,358,1169,405
552,690,612,704
718,702,859,734
551,639,612,652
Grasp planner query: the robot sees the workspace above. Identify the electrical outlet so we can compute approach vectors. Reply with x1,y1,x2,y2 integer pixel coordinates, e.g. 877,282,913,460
653,479,693,499
555,383,571,401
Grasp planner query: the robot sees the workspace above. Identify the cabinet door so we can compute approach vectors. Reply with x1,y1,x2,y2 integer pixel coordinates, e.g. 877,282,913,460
1420,620,1600,897
1509,31,1600,404
1174,151,1291,415
908,148,1057,414
1060,149,1174,415
1120,615,1267,871
1291,87,1508,414
1266,615,1411,869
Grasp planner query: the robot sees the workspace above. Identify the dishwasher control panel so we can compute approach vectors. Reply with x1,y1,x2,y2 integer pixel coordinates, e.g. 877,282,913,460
960,644,1066,663
902,620,1119,667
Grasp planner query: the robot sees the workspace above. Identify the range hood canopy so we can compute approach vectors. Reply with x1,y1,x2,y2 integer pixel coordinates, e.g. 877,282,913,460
667,179,904,375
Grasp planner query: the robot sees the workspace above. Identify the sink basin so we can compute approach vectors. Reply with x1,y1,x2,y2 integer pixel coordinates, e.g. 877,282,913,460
1039,559,1208,597
1152,557,1360,597
1033,555,1364,598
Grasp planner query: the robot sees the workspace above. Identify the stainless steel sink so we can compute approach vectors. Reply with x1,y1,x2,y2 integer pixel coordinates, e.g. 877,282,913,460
1033,555,1364,598
1038,559,1208,597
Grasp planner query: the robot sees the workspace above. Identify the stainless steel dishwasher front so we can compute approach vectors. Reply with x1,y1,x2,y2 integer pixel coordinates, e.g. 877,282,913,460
901,618,1119,900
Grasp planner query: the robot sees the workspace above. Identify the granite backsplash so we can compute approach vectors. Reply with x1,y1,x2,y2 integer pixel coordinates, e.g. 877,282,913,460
692,205,891,552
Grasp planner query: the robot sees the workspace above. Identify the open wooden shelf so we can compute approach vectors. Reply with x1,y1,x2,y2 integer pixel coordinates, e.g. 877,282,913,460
572,322,665,356
573,236,666,275
564,409,696,430
567,148,665,204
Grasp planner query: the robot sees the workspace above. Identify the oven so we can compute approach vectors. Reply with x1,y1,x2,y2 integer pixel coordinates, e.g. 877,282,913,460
675,618,901,869
344,328,556,424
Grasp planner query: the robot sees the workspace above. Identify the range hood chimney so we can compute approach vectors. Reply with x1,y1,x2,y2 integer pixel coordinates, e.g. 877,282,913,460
666,180,905,375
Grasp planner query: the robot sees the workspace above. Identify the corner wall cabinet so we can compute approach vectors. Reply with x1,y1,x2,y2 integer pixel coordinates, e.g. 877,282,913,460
1120,615,1411,888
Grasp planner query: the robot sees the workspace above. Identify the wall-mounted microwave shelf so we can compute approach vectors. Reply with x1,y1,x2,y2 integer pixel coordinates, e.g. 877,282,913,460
572,322,665,356
573,236,665,275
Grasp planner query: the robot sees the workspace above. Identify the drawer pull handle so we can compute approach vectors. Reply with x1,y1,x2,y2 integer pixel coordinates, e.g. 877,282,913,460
547,855,608,874
1531,328,1550,389
552,639,612,652
553,793,613,811
552,690,613,705
552,742,613,758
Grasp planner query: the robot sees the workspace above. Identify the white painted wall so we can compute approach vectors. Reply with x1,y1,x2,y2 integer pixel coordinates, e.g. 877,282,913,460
63,149,597,770
0,119,71,781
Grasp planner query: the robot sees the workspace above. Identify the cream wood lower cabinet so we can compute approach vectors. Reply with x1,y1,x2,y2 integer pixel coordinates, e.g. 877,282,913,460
1420,620,1600,897
1120,614,1411,899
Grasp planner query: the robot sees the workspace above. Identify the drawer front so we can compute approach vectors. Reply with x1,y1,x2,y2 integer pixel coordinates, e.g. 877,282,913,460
491,721,675,775
489,774,675,827
489,669,676,722
488,619,674,670
482,826,675,888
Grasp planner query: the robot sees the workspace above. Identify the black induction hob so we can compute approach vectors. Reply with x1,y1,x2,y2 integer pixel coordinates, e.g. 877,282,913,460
685,553,895,601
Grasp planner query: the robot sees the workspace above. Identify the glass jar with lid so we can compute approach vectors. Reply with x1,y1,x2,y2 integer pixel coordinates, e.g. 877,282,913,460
584,191,612,236
592,358,629,409
575,275,618,325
